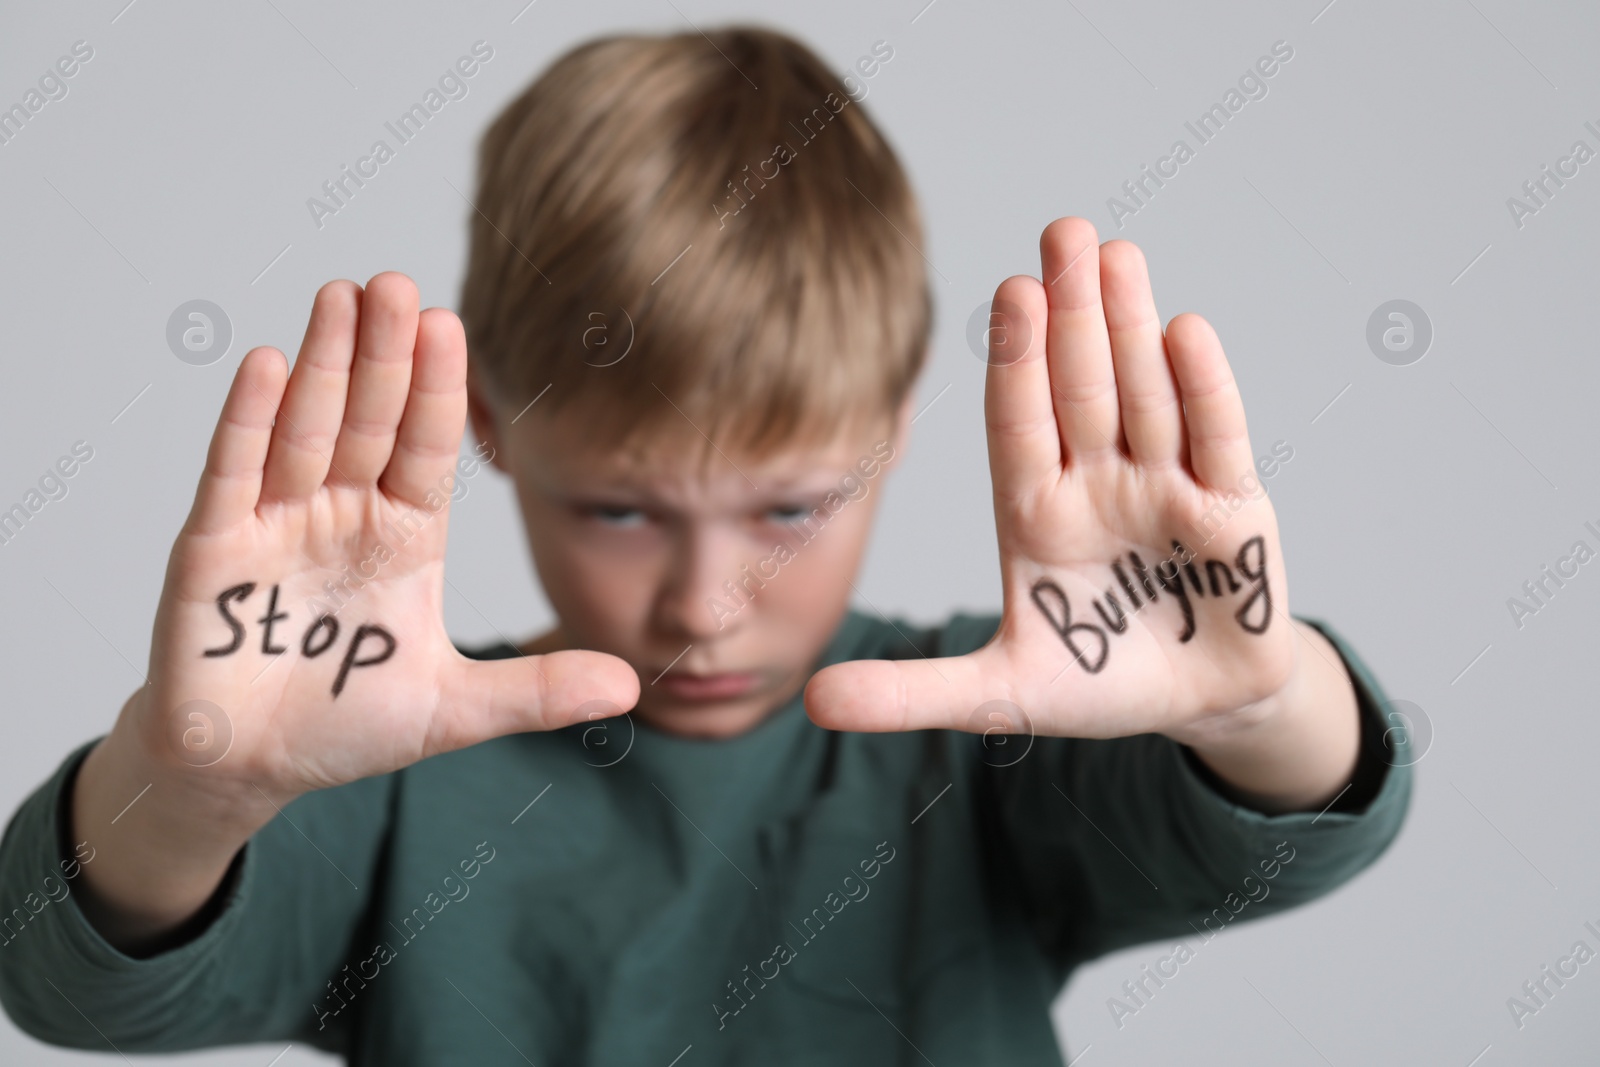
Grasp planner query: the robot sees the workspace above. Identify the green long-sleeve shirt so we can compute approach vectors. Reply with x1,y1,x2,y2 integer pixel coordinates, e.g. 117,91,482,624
0,610,1411,1065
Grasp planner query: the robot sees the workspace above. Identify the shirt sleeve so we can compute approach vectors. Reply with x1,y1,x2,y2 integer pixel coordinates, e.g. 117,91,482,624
933,611,1414,982
0,736,397,1055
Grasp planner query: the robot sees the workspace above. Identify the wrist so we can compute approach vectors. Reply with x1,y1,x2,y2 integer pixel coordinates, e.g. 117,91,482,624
95,725,272,845
1169,621,1361,814
68,690,278,949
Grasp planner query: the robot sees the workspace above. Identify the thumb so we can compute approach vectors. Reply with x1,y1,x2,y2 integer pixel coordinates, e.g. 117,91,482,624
431,649,640,756
804,652,999,733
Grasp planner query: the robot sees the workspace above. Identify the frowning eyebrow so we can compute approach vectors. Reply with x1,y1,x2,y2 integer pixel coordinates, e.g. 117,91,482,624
552,463,849,502
557,475,839,511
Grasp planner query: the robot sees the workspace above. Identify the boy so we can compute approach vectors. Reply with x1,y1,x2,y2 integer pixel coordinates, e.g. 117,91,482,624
0,24,1408,1066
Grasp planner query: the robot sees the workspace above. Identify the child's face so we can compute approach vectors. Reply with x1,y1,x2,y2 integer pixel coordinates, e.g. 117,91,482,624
470,382,911,739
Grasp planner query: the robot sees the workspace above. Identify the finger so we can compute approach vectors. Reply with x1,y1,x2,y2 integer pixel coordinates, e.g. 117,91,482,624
430,649,641,757
1040,217,1121,462
186,346,288,535
984,274,1059,499
379,308,468,508
1166,313,1253,489
1100,240,1183,467
259,280,361,503
329,272,421,489
804,653,994,733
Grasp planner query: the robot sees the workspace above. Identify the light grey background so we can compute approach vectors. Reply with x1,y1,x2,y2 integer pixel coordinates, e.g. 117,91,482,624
1,0,1595,1063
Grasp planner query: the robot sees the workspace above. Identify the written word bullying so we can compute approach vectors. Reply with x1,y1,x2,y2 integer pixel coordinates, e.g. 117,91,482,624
1031,535,1271,674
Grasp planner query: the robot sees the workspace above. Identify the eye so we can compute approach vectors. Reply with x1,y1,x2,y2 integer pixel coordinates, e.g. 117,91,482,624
765,502,815,525
586,505,648,528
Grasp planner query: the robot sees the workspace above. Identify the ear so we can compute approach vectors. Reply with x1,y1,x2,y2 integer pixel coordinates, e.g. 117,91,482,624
465,361,511,474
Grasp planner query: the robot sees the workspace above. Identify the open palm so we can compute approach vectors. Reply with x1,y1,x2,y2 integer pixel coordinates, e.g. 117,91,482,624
135,274,637,802
807,218,1295,745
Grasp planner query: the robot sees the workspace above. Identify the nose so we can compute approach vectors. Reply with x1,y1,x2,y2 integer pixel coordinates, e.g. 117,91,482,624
650,521,749,642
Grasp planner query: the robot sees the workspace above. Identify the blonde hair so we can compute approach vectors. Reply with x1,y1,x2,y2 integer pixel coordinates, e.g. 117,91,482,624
459,25,931,460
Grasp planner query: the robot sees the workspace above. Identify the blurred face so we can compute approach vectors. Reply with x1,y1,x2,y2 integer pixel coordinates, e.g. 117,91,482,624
471,381,911,739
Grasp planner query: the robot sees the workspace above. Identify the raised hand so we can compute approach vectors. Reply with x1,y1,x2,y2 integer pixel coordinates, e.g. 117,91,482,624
135,274,638,801
806,218,1299,749
67,275,637,949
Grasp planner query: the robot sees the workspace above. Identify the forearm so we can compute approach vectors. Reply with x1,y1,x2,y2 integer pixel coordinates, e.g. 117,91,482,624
2,715,392,1052
70,688,275,954
1175,619,1362,815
